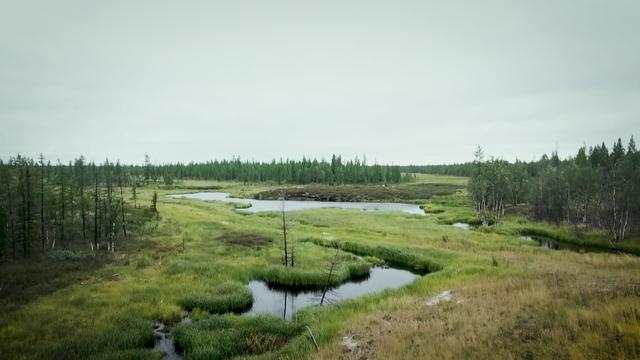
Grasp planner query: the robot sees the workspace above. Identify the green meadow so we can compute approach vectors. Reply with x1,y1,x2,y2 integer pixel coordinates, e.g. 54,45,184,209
1,175,639,359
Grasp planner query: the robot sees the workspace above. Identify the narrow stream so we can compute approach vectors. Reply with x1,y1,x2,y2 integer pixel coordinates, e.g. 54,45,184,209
452,222,471,230
521,235,620,254
153,265,419,358
153,317,191,360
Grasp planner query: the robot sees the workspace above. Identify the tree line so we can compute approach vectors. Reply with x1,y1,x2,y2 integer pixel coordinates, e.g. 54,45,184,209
142,155,404,185
0,153,406,260
400,163,474,177
467,137,640,242
0,155,159,260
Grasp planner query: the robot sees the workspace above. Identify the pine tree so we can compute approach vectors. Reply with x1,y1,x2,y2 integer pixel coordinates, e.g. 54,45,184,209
150,191,158,214
116,162,127,238
37,154,46,251
93,163,99,250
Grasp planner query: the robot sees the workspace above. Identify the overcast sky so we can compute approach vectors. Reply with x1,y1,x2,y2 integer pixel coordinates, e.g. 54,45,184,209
1,0,638,165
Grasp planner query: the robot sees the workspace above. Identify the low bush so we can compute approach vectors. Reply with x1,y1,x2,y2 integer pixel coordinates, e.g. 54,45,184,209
47,249,94,262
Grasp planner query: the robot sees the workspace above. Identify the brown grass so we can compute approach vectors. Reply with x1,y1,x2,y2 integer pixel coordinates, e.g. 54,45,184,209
314,253,640,360
217,231,273,248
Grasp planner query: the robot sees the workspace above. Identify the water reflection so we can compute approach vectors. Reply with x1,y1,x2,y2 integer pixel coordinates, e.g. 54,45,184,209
452,222,470,230
243,266,418,320
170,192,425,216
521,235,619,254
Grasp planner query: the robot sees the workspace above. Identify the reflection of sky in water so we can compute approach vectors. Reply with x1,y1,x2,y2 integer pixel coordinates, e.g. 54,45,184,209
244,267,418,321
171,192,425,216
452,222,470,230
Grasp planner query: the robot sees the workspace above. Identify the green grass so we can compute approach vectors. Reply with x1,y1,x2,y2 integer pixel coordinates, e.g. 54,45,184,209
48,313,155,359
0,176,639,359
253,261,371,289
180,281,253,314
217,231,273,248
305,237,446,274
410,173,469,186
486,216,640,255
174,314,305,359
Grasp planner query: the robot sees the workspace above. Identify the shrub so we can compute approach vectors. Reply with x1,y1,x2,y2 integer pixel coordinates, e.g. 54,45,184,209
47,249,93,262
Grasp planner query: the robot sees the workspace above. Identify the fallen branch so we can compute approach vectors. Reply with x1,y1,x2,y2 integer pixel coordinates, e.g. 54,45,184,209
306,326,319,350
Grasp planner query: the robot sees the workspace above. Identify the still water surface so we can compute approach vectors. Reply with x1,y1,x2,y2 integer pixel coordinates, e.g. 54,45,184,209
171,192,425,216
243,266,419,320
521,235,619,254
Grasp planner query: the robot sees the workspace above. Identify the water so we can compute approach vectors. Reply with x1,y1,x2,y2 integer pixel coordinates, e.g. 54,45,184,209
152,266,419,358
154,317,191,360
171,192,426,216
452,222,471,230
520,235,618,254
243,266,419,320
153,321,180,360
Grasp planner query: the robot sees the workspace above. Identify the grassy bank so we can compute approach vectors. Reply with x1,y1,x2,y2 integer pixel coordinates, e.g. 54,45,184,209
253,261,371,289
175,314,305,359
305,237,446,274
180,281,253,314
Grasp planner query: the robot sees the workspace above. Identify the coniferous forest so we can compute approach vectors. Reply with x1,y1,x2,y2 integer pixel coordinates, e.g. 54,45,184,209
464,137,640,242
0,156,145,259
145,155,404,185
0,155,403,260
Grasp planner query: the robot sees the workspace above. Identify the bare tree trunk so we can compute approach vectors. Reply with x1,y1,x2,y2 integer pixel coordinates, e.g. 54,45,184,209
40,156,45,251
94,177,99,251
320,249,340,306
281,196,288,267
119,183,127,238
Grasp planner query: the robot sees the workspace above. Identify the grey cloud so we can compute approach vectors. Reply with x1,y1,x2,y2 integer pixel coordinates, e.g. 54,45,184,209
1,0,638,164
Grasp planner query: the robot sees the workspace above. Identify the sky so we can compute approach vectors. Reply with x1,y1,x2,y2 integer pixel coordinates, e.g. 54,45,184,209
1,0,638,165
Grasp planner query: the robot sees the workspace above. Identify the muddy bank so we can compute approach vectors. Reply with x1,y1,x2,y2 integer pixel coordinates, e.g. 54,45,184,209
254,183,462,202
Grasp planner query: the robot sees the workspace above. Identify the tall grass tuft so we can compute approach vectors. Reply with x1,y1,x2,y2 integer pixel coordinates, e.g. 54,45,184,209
306,238,444,274
174,314,305,359
254,261,371,289
180,281,253,314
47,315,154,359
